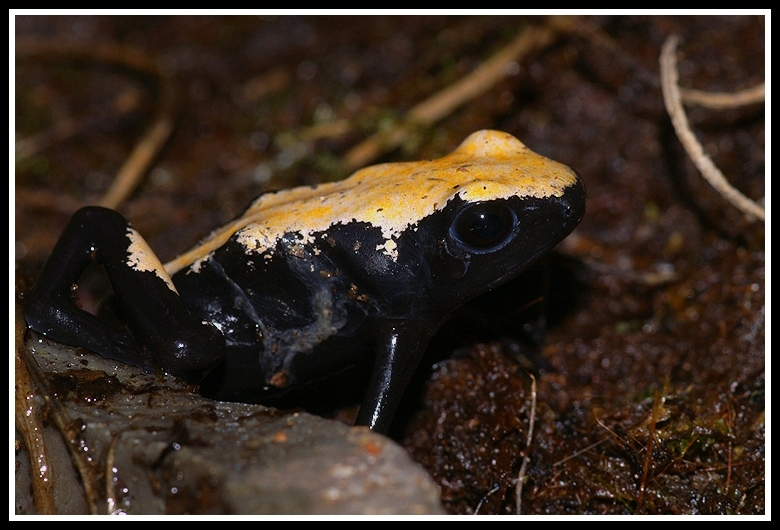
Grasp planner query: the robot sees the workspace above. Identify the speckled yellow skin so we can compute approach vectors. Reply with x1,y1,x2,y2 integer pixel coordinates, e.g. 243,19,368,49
164,130,578,274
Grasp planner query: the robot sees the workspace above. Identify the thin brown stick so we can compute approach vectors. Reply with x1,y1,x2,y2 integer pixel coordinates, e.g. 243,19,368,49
17,115,88,160
516,374,538,515
552,438,609,467
725,440,733,496
16,38,179,211
342,22,562,173
17,327,104,514
98,115,175,209
105,433,123,515
552,16,660,89
16,187,93,215
680,83,765,109
15,307,56,514
473,484,500,515
636,392,661,512
659,35,765,222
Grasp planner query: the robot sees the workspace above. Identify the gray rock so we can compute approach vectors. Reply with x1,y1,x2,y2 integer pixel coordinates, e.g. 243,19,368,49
16,333,443,515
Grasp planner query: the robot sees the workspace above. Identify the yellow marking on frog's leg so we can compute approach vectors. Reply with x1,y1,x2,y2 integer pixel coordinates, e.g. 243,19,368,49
126,228,178,293
164,130,579,271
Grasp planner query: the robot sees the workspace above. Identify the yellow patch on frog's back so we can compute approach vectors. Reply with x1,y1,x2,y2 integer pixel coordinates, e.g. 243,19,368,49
165,130,578,274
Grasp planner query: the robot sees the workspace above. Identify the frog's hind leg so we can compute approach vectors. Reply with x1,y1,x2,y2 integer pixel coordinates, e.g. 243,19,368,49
24,206,224,383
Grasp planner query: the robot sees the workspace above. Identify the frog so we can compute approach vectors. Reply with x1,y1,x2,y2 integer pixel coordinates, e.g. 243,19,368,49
24,130,585,434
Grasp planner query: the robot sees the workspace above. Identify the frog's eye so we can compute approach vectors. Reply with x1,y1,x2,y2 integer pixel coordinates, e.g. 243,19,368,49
450,201,517,252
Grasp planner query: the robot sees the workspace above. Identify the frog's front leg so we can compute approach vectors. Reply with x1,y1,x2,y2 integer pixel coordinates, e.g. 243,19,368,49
354,319,434,433
24,206,224,383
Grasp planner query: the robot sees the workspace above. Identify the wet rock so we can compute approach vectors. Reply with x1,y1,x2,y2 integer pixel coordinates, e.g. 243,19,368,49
15,334,443,515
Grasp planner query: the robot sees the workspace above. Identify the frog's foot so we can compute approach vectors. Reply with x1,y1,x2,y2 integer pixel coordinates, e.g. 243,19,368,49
153,318,225,384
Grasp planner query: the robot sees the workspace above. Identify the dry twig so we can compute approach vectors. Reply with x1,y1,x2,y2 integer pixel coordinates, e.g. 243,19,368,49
680,83,765,110
342,22,563,173
16,38,178,211
516,374,537,515
105,433,124,515
636,392,662,512
17,319,104,514
473,484,500,515
15,307,56,514
659,35,765,222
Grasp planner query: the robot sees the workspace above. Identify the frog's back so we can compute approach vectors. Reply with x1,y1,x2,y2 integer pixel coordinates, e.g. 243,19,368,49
164,130,579,275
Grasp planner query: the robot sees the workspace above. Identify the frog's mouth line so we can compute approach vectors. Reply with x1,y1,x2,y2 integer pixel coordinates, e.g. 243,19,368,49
486,247,555,292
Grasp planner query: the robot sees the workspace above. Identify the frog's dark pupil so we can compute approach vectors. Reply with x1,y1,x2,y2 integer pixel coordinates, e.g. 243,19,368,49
451,202,516,252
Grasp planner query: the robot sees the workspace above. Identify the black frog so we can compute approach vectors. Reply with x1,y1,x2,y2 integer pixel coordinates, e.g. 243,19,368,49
24,130,585,433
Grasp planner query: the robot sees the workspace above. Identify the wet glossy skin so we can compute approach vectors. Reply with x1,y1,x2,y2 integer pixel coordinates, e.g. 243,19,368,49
25,130,585,433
